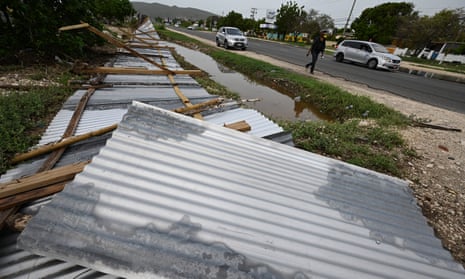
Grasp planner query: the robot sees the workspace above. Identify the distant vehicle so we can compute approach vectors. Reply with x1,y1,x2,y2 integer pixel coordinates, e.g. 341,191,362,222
334,40,401,71
187,25,194,30
215,26,248,50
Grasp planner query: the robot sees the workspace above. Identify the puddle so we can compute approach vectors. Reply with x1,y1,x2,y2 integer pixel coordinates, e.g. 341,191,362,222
170,43,330,122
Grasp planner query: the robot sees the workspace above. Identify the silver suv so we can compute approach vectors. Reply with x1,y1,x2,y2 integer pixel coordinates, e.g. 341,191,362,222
216,27,248,50
334,40,401,71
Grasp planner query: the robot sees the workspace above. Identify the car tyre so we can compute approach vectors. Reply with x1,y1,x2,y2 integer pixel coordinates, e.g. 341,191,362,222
335,53,344,62
242,47,247,51
367,59,378,69
223,40,229,49
216,38,221,47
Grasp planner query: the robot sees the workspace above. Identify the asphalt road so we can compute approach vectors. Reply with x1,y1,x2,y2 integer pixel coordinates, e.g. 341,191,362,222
178,29,465,114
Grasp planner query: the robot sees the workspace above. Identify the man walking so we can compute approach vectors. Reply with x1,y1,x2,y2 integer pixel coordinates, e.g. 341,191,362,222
305,32,326,74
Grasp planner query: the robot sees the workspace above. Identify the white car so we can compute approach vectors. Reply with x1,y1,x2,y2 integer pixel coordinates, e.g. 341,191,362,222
215,26,248,50
334,40,401,71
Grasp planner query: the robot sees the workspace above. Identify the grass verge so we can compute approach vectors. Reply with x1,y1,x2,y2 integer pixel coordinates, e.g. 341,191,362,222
0,65,76,174
401,56,465,74
157,26,417,177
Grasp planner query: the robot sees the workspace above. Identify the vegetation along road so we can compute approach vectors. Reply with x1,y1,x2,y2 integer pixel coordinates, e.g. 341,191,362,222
179,28,465,115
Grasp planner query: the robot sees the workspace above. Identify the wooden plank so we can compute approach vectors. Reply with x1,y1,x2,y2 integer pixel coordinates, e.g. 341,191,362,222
135,28,159,41
167,74,190,103
60,22,173,73
0,161,88,199
156,46,204,120
0,182,66,211
58,23,90,32
174,98,223,114
38,87,97,172
11,124,117,164
128,32,158,46
224,120,251,132
125,44,173,50
83,23,175,74
412,121,462,132
77,66,202,76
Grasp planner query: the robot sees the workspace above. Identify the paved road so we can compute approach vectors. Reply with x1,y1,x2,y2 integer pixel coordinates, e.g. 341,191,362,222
178,29,465,114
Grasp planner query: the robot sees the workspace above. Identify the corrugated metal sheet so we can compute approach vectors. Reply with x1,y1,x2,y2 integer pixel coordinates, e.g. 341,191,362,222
2,20,459,278
17,102,465,279
62,87,213,109
38,109,126,145
0,133,111,184
1,56,286,183
0,231,118,279
0,21,294,278
203,107,283,137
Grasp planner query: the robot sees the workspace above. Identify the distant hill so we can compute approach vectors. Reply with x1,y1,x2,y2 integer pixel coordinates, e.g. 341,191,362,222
131,2,217,21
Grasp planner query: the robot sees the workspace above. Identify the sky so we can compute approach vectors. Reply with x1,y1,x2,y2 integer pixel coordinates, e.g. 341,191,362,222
134,0,464,27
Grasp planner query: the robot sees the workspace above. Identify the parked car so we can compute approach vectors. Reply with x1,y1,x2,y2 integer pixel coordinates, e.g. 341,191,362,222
216,26,248,50
334,40,401,71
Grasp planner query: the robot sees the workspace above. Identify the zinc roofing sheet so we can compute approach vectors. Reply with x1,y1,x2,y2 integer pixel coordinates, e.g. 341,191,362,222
0,38,287,181
0,231,117,279
112,50,179,69
103,73,200,86
17,102,465,279
63,87,212,109
203,107,283,137
1,21,295,278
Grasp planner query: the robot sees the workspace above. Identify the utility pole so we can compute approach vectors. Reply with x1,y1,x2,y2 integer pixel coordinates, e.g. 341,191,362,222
250,8,257,20
342,0,357,37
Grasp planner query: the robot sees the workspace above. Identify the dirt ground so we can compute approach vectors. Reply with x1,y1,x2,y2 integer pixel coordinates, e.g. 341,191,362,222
175,32,465,266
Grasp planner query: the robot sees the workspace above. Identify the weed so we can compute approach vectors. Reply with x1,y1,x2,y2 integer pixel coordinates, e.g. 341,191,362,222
283,120,411,176
0,86,74,174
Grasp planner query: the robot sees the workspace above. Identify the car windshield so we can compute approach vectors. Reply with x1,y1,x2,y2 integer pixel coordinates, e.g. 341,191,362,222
371,43,389,53
226,28,242,35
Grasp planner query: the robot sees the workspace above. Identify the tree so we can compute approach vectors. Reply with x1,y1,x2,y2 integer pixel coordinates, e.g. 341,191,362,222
217,11,244,30
275,1,306,40
397,8,465,49
0,0,135,63
242,18,258,33
428,9,465,42
94,0,135,24
301,8,335,38
351,2,417,44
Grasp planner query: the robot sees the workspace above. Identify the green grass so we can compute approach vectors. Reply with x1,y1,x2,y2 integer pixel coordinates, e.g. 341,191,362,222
158,27,417,177
0,66,75,175
282,120,409,176
401,56,465,74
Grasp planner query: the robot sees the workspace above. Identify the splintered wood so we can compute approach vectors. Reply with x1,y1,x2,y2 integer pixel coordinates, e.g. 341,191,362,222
224,120,251,132
0,161,89,210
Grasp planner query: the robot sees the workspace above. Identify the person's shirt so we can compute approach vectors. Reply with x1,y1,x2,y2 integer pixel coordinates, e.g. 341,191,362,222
311,36,326,54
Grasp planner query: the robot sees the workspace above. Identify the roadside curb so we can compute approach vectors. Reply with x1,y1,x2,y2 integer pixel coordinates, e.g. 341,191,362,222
398,66,465,84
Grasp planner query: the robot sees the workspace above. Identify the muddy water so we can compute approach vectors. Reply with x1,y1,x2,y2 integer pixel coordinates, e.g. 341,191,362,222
171,43,329,121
